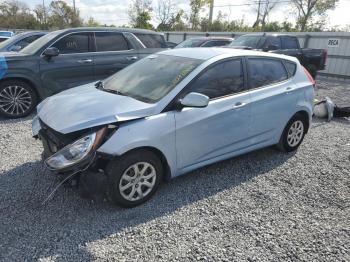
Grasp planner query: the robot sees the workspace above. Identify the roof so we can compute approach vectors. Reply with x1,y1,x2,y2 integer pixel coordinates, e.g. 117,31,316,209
185,37,234,41
159,47,299,62
239,33,295,37
52,27,163,35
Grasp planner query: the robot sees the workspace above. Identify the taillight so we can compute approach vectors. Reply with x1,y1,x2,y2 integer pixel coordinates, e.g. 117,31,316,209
302,66,316,88
323,49,328,65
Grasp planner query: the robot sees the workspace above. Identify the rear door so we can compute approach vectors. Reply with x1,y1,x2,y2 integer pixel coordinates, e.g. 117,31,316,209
174,58,252,171
247,57,298,145
93,32,139,81
39,32,95,94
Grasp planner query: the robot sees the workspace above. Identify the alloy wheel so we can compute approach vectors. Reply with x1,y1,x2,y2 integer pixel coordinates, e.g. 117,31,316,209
287,120,304,147
0,85,32,115
119,162,157,201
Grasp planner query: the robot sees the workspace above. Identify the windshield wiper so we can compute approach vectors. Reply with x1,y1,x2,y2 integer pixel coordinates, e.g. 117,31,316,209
95,80,104,90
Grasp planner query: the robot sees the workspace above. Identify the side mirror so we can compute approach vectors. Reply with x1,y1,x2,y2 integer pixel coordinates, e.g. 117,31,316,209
166,41,177,49
180,92,209,108
42,47,59,57
9,45,22,52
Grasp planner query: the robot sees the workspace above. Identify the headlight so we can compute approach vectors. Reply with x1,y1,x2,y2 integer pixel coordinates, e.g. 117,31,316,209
45,128,105,170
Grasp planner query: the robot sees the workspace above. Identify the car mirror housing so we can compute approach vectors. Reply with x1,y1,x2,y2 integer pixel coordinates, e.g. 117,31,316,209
43,47,59,57
180,92,209,108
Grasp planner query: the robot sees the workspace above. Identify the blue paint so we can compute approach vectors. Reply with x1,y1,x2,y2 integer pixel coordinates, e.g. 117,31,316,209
0,55,8,79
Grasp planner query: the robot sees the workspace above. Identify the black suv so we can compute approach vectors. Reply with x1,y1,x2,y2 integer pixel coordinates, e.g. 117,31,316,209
0,27,167,118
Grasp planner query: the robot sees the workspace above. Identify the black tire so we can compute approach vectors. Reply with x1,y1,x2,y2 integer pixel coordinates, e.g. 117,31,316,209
277,114,308,152
307,64,317,79
0,80,38,118
106,149,163,208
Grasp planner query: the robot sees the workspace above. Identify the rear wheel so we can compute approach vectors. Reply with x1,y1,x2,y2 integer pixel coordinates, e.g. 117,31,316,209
0,80,38,118
106,149,163,208
277,115,308,152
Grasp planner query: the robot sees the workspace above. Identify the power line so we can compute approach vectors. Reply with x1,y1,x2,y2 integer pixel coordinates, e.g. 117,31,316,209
213,0,292,8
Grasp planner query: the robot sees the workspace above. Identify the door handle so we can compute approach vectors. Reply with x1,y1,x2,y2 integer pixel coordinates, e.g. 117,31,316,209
77,59,92,64
233,102,246,109
126,56,138,61
286,87,294,94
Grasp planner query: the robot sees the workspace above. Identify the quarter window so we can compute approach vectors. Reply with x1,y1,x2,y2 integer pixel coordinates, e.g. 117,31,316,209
51,33,90,54
187,59,245,99
134,33,166,48
285,61,297,76
95,32,129,51
248,58,288,88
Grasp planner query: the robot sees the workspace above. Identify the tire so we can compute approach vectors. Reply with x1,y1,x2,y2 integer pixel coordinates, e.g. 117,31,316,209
307,64,317,79
106,149,163,208
277,114,308,152
0,80,38,118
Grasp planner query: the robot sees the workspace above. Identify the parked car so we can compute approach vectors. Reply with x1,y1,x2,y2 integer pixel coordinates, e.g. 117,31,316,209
0,31,14,42
175,37,233,48
0,31,46,52
228,33,327,78
32,48,315,207
0,27,168,118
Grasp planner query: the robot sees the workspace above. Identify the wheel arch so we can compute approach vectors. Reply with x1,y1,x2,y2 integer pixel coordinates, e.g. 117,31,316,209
294,110,310,133
0,76,42,100
112,146,172,182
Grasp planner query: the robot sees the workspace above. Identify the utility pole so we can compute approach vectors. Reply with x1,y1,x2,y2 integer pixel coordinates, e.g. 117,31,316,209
73,0,76,14
209,0,214,25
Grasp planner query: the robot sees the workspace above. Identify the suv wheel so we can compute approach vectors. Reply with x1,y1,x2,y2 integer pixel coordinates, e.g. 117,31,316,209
0,80,38,118
106,149,163,208
277,114,308,152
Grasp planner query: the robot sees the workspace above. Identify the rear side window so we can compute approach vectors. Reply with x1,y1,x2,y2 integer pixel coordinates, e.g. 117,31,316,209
187,59,245,99
52,33,90,54
134,33,166,48
248,58,288,88
94,32,129,51
202,40,231,47
282,36,299,49
285,61,297,76
264,37,281,49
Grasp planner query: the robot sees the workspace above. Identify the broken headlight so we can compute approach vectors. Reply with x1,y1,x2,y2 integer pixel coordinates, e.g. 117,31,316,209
45,128,105,170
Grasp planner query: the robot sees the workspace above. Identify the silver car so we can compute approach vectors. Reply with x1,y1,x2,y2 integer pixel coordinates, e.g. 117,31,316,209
33,48,315,207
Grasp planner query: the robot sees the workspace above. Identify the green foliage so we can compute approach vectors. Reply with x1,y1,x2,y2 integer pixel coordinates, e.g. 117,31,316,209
85,17,100,27
48,1,83,29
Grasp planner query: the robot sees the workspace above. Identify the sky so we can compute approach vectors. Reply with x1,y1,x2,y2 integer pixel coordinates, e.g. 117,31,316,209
25,0,350,30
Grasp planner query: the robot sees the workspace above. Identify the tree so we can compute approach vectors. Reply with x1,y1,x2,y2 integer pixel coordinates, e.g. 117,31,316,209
251,0,279,29
128,0,153,29
155,0,177,31
189,0,209,30
85,17,100,27
33,4,47,29
48,0,83,29
291,0,339,31
0,0,38,29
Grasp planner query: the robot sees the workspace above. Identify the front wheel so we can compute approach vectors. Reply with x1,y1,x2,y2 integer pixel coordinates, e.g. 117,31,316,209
106,149,163,208
277,115,308,152
0,80,38,118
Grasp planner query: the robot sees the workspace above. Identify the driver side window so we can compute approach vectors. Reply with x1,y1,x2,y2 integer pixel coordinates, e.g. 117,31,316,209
51,33,91,54
187,59,245,99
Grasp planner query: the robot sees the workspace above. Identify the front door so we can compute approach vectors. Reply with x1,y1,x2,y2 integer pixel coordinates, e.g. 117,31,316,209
93,32,139,81
39,32,95,95
174,58,252,171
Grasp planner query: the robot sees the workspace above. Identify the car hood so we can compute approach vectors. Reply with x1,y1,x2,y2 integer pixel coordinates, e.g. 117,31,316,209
37,83,158,134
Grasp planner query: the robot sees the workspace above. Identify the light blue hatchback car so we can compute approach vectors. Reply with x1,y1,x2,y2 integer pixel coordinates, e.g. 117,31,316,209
33,48,315,207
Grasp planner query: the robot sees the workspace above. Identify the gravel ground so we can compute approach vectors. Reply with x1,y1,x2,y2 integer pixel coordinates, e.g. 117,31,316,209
0,79,349,261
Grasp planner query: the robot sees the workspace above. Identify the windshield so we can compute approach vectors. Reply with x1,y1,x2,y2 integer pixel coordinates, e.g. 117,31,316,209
103,54,202,103
229,35,265,48
21,31,60,54
0,32,12,37
176,39,206,48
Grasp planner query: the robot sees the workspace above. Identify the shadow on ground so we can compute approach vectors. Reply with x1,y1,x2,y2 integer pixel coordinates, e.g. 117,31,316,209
0,146,295,261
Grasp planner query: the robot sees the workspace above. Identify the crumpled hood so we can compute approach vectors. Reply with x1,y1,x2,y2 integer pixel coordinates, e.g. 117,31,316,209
37,83,157,134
